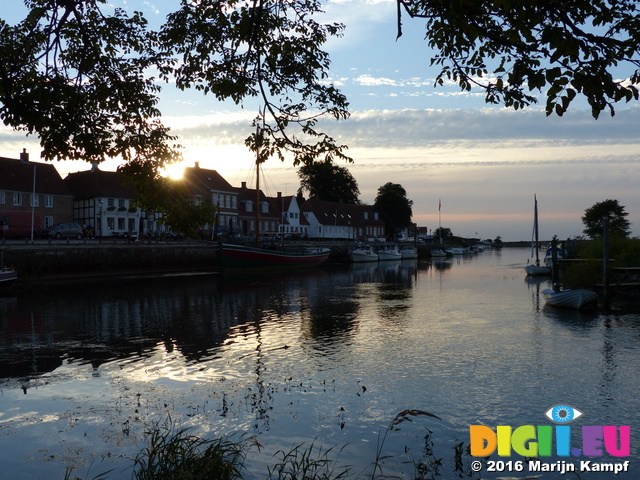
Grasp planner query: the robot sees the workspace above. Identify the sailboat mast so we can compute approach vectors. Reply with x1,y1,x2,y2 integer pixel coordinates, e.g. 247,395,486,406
534,194,540,266
255,128,261,248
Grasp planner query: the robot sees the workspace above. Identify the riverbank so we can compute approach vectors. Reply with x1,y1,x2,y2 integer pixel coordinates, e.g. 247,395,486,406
1,239,503,288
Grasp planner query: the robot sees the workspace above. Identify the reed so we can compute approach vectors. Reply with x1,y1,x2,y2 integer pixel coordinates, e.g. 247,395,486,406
64,411,481,480
131,419,245,480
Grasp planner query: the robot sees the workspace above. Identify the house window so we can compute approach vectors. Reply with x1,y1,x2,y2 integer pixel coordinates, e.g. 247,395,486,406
225,195,231,208
107,217,115,230
118,218,125,230
108,198,115,207
246,201,253,212
13,192,22,206
118,199,125,208
0,191,5,205
44,216,54,228
45,195,53,207
261,203,268,213
30,194,39,207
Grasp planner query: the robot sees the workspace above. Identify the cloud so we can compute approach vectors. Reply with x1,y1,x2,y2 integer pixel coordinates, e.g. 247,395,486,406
354,74,402,87
317,107,640,148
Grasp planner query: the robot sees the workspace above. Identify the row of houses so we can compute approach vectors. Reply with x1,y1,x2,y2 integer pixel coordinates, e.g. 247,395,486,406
0,152,388,241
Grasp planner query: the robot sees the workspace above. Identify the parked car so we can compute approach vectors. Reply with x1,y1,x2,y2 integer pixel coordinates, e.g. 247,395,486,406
41,223,84,240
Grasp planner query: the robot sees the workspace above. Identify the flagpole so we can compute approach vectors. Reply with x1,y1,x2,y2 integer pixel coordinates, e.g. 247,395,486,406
438,199,442,245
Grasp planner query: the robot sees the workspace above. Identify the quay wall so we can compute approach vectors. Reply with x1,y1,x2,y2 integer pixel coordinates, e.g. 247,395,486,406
1,240,433,286
1,241,220,285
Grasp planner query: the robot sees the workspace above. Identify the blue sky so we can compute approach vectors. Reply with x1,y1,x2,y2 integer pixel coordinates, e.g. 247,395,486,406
2,0,639,241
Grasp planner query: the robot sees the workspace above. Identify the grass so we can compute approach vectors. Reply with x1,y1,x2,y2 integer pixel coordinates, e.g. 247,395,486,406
132,420,246,480
562,237,640,288
63,410,484,480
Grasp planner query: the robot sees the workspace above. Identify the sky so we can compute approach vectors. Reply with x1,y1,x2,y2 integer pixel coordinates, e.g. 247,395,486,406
2,0,639,241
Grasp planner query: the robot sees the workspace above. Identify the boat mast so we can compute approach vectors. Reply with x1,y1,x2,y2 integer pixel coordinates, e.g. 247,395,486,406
255,124,261,248
533,194,540,266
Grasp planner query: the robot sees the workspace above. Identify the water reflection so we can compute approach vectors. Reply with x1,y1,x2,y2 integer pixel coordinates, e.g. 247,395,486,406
1,262,421,388
1,250,639,480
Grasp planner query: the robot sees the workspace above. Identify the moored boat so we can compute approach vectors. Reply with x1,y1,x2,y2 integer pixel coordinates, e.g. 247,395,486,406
217,243,330,270
0,265,17,289
350,245,378,263
378,245,402,261
399,245,418,259
542,287,597,309
525,194,552,276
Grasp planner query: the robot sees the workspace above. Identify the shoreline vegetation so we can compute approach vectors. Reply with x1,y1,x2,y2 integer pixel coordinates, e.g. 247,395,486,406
64,411,483,480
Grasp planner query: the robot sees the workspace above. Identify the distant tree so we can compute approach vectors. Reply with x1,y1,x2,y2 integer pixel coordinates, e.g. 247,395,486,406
297,162,360,204
582,199,631,239
374,183,413,240
434,227,453,243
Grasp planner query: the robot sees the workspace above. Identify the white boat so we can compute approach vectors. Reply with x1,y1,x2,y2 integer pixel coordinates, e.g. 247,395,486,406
542,287,597,309
448,247,465,255
430,248,447,258
399,245,418,259
0,266,17,290
525,194,552,276
350,245,378,263
378,245,402,261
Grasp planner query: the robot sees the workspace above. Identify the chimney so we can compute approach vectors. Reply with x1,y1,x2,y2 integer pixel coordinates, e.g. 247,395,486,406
194,161,200,169
277,192,282,199
20,148,29,163
241,181,247,189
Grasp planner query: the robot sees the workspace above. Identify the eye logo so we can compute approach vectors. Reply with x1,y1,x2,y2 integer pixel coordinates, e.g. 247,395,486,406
545,405,583,424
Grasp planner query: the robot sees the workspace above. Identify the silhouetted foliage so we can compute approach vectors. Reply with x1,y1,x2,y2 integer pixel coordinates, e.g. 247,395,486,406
582,199,631,239
397,0,640,118
374,182,413,239
297,161,360,204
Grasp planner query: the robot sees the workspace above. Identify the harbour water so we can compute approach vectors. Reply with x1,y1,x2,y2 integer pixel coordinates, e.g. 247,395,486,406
0,247,638,479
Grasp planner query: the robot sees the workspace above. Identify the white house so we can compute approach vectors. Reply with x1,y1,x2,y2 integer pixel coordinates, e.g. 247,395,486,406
300,198,386,241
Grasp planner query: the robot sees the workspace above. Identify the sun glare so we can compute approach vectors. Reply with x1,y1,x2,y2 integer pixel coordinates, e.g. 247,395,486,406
163,162,186,180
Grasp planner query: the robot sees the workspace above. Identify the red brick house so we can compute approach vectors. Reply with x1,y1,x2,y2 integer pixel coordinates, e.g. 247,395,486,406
0,150,74,238
181,163,239,237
